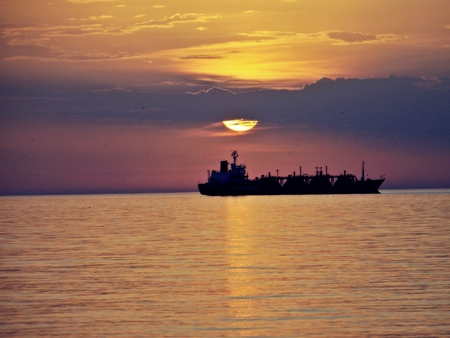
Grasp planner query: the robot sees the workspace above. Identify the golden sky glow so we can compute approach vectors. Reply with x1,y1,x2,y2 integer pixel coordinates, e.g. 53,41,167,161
1,0,449,90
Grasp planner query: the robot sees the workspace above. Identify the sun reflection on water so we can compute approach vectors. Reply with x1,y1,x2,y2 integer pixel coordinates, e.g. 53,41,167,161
224,198,261,331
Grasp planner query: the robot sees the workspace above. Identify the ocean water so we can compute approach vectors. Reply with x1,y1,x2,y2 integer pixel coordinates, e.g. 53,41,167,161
1,190,449,337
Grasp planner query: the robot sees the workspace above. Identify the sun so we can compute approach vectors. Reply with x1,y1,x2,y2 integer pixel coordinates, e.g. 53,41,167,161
223,119,258,132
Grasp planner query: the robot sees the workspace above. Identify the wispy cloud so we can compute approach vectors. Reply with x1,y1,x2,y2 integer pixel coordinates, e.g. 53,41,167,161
0,12,218,43
327,31,399,44
238,30,298,39
178,123,255,138
236,29,402,45
70,15,113,21
0,11,220,58
177,55,223,60
184,86,237,95
127,13,219,32
6,37,49,47
67,0,119,3
0,23,118,41
328,31,377,43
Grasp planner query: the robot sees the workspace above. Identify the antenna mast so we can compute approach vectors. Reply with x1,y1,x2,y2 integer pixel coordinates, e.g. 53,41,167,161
361,161,365,182
231,150,238,166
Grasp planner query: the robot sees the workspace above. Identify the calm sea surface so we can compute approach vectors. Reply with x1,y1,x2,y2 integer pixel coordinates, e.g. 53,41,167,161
1,190,449,337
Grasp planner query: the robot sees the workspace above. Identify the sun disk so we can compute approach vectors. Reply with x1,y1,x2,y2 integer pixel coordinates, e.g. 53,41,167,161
223,119,258,132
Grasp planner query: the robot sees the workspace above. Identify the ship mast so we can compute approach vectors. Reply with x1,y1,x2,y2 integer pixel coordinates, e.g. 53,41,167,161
361,161,365,182
231,150,238,166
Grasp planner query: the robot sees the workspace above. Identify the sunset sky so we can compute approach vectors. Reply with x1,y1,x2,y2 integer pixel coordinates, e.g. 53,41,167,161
1,0,449,194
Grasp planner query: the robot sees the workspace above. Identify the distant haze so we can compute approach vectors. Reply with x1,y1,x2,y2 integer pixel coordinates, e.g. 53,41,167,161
1,76,449,194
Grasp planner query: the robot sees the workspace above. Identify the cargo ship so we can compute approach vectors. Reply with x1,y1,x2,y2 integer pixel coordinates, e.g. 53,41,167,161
198,151,385,196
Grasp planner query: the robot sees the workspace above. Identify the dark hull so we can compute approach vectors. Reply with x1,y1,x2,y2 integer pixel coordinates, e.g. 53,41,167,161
198,179,384,196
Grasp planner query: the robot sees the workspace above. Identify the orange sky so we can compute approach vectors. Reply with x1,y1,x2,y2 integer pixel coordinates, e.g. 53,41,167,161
1,0,449,90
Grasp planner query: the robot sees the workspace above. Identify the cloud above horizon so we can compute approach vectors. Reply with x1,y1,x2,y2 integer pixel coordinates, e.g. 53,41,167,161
327,31,380,43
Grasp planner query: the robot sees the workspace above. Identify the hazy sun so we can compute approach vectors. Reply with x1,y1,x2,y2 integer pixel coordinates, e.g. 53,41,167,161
223,119,258,132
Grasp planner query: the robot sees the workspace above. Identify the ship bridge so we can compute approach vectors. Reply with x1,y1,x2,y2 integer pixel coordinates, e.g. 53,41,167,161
208,151,248,185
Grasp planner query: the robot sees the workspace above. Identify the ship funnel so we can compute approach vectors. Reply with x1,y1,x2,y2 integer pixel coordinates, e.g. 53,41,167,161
220,160,228,173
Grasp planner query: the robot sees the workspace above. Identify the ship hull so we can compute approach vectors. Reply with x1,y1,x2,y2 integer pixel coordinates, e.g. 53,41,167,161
198,179,384,196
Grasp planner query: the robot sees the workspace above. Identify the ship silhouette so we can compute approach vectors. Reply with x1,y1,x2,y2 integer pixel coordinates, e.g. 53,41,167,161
198,151,385,196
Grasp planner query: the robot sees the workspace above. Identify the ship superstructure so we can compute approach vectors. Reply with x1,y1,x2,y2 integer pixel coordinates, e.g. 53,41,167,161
198,151,385,196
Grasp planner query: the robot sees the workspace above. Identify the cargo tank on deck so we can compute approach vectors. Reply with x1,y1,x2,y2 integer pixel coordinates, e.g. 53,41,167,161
198,151,385,196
